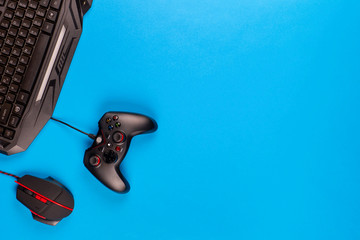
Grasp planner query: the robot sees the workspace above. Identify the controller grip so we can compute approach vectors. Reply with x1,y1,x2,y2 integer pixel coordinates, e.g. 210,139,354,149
84,153,130,193
116,112,157,137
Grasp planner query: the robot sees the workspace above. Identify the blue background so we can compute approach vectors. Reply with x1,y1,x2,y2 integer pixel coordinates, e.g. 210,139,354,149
1,0,360,239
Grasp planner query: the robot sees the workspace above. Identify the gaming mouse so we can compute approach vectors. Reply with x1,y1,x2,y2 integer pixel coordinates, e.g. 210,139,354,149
15,175,74,226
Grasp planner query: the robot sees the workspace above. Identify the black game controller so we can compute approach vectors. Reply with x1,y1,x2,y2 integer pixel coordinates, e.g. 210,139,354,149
83,112,157,193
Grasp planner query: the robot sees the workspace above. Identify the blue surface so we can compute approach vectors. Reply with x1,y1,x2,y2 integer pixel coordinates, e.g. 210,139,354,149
1,0,360,239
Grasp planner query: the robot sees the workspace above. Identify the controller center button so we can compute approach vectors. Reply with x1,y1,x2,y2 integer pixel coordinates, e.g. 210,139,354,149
89,155,101,167
104,150,118,163
95,136,103,144
113,131,125,143
115,146,121,152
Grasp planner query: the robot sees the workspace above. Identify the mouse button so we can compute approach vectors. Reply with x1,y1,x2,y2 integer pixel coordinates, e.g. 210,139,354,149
41,204,72,220
18,176,63,200
53,189,74,209
16,189,48,213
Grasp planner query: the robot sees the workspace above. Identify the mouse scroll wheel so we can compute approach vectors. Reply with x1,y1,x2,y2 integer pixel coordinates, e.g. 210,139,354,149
24,189,33,196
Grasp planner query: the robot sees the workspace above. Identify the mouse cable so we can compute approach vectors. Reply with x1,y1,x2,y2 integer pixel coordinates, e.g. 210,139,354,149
50,117,96,140
0,170,19,180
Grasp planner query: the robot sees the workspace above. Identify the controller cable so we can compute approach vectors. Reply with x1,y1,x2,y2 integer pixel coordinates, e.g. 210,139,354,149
0,170,19,180
50,117,96,140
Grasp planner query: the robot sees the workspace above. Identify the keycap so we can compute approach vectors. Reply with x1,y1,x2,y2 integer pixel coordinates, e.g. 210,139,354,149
17,92,29,104
42,22,54,34
50,0,62,9
0,103,12,124
9,115,20,128
3,129,15,140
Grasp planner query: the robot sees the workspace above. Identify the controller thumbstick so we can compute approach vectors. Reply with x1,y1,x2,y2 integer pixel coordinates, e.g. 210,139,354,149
89,155,101,167
113,131,125,143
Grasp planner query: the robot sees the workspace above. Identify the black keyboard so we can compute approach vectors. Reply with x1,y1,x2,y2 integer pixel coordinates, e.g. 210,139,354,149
0,0,92,155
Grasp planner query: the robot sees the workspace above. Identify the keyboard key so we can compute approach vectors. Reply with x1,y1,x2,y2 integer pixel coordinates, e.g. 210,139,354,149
7,1,17,10
3,129,15,140
39,0,50,8
50,0,62,10
47,10,58,22
29,1,39,9
19,28,28,38
12,18,21,28
20,55,29,65
6,93,16,102
8,57,17,66
8,27,18,37
22,19,31,28
21,34,50,92
15,38,25,47
0,19,10,29
1,47,11,55
4,10,14,19
13,104,25,116
15,9,25,18
0,103,12,124
36,8,46,18
0,86,7,94
5,37,15,46
23,46,33,55
12,48,21,57
30,27,40,37
33,18,43,27
13,75,22,84
0,56,7,65
19,0,28,8
1,76,11,85
17,92,29,104
9,84,19,93
16,65,26,74
0,29,6,38
5,67,14,75
25,10,36,19
8,115,20,128
26,37,36,46
42,22,54,35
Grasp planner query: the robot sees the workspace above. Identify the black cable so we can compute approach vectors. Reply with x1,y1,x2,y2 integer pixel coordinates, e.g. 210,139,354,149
50,117,96,140
0,170,20,180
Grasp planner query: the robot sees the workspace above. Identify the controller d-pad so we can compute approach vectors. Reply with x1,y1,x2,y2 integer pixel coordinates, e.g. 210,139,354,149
113,131,125,143
104,150,118,163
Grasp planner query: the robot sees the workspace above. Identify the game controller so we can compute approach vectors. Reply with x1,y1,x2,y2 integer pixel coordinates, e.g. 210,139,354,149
83,112,157,193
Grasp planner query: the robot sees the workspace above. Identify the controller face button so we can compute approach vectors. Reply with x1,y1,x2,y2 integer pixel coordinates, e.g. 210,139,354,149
115,122,121,128
108,125,114,130
106,118,111,123
89,155,101,167
113,115,119,120
113,131,125,143
104,150,118,163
